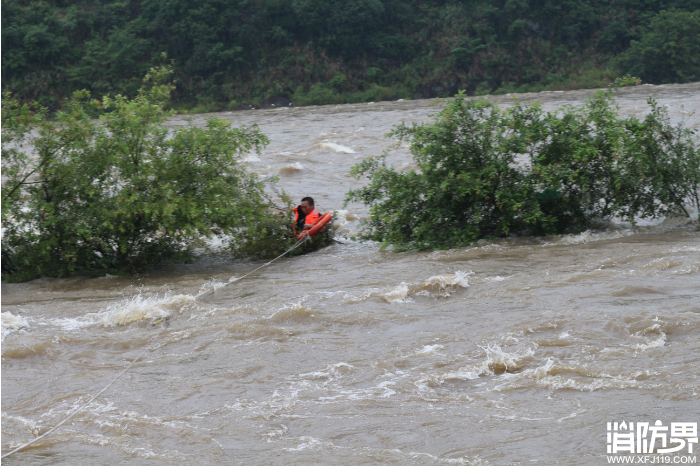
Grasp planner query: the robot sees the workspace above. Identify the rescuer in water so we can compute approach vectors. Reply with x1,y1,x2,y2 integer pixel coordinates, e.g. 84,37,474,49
292,197,321,234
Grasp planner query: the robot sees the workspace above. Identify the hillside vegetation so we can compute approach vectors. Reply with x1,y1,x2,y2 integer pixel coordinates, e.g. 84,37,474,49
3,0,700,111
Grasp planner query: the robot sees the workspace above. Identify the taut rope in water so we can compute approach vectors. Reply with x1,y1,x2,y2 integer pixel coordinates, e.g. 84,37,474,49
193,236,309,302
1,236,309,459
1,346,152,460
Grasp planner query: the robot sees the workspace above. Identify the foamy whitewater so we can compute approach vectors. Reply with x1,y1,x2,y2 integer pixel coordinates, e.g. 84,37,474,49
2,83,699,465
1,312,29,342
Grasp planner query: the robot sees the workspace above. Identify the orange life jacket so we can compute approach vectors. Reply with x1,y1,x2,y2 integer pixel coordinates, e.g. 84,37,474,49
292,206,321,233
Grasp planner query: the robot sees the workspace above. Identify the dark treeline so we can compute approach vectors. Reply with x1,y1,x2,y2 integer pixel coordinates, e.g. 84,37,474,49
3,0,700,112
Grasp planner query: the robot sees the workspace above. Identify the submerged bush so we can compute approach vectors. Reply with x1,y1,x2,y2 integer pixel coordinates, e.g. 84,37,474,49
346,90,700,250
1,65,292,281
229,211,335,261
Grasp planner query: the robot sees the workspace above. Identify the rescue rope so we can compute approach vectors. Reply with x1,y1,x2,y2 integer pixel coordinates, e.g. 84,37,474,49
1,345,151,460
1,236,309,459
194,235,309,301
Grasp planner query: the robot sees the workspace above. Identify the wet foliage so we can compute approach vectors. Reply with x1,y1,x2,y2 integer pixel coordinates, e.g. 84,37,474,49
1,66,294,281
346,88,700,250
227,200,336,261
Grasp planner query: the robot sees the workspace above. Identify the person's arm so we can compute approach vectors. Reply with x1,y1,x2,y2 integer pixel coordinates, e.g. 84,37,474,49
303,215,322,229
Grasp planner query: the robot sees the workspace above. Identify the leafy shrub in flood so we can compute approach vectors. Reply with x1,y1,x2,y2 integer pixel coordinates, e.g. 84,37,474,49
1,65,293,281
227,194,335,261
345,89,700,250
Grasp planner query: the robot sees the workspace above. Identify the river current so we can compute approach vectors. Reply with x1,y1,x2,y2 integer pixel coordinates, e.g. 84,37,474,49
2,83,700,464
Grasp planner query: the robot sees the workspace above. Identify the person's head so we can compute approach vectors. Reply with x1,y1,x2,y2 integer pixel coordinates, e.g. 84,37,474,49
300,197,314,214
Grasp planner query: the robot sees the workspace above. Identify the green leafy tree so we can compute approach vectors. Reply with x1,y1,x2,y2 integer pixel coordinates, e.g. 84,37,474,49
618,99,700,219
346,90,699,250
1,65,291,281
345,94,551,249
533,92,700,225
615,9,700,84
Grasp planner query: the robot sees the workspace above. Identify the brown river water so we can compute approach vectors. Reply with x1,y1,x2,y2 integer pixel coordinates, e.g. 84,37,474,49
2,83,700,465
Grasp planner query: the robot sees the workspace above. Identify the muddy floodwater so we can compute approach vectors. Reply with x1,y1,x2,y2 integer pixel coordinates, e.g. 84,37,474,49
2,84,700,465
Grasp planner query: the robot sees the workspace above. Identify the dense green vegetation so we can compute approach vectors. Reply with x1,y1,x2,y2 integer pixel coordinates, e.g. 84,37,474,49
3,0,699,112
345,88,700,250
1,66,299,281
